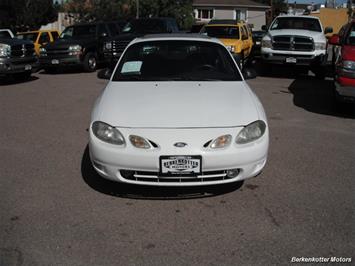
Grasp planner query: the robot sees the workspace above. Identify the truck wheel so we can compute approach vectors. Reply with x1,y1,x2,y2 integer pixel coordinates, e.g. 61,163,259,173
83,53,97,72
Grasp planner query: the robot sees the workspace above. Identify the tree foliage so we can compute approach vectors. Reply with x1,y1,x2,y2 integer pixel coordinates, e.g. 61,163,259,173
0,0,58,31
64,0,194,29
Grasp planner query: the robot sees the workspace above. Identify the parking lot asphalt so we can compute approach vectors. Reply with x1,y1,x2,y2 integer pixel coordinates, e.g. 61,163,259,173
1,69,354,266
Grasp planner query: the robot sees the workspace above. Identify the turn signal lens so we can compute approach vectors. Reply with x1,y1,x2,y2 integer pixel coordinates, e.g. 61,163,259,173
209,134,232,149
129,135,152,149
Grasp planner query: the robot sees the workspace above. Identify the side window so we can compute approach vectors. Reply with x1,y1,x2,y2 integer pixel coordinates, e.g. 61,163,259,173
241,26,247,40
108,23,120,36
39,32,50,44
51,31,59,40
98,24,109,37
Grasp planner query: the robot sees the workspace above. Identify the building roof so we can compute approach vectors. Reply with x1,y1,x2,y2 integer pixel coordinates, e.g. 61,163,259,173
193,0,270,8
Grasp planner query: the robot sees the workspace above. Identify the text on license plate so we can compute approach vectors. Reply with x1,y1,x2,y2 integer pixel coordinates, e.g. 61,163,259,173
160,155,201,175
51,59,59,64
24,64,32,70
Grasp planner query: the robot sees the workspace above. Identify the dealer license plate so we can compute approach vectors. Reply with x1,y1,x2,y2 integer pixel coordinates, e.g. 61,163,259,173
160,155,202,175
286,57,297,63
24,64,32,70
51,59,59,65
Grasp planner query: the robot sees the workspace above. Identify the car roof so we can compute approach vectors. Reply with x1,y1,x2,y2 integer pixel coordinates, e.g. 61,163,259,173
207,19,246,26
131,33,222,45
17,30,59,34
276,15,320,20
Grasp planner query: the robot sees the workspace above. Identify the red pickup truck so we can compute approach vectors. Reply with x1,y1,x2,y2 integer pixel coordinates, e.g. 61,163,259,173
329,20,355,104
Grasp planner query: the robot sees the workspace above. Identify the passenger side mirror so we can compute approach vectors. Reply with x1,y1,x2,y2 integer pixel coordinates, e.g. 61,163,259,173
329,34,340,46
261,25,267,31
324,27,333,34
242,67,257,80
97,68,112,80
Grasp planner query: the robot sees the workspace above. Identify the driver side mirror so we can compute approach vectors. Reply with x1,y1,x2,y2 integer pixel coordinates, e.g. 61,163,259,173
97,68,112,80
329,34,340,46
324,27,333,34
242,67,257,80
261,25,267,31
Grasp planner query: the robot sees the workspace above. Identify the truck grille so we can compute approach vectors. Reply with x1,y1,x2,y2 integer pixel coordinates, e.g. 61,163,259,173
272,36,314,52
46,48,70,58
11,44,35,57
112,39,131,54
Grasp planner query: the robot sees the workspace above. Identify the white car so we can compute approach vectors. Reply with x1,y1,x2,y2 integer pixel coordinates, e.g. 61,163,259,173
89,34,269,186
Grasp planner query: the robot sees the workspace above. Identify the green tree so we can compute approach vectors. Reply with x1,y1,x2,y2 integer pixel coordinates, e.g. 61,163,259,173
64,0,130,22
0,0,58,31
131,0,194,29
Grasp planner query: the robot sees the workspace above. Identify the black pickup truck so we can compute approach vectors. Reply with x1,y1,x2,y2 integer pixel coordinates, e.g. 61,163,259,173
0,29,39,80
39,21,121,72
103,18,179,66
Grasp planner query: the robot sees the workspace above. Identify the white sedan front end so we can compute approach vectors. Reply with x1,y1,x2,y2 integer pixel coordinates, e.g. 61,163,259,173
89,35,269,186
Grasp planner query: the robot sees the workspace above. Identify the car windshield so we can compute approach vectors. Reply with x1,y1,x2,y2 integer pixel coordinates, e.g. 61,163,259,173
346,24,355,45
17,33,38,41
0,31,12,39
270,17,322,32
122,20,165,34
60,25,96,39
112,40,242,82
203,26,239,39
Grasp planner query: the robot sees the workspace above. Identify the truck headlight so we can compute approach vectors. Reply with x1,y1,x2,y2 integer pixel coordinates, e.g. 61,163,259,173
314,42,326,50
39,47,47,56
104,42,112,51
68,45,82,55
261,39,272,48
0,43,11,57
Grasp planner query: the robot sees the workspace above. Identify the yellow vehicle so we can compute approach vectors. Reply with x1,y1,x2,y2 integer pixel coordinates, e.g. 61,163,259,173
17,30,60,55
201,20,253,66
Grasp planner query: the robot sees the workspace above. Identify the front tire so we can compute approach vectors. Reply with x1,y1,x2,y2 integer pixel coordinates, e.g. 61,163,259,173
83,52,97,72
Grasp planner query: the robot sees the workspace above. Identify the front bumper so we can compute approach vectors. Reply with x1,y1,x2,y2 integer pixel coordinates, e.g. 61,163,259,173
261,48,326,66
39,55,82,67
0,57,39,75
89,127,269,186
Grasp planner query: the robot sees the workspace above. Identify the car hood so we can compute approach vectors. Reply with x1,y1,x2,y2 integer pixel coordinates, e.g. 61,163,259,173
45,38,92,49
96,82,259,128
341,45,355,61
267,29,325,41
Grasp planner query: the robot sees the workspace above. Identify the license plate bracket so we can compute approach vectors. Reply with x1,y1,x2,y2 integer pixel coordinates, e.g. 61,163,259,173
159,155,202,176
51,59,59,65
24,64,32,70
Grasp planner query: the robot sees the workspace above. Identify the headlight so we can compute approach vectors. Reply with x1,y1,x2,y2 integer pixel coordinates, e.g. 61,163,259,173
261,39,272,48
341,60,355,70
104,42,112,51
39,47,47,56
314,42,326,50
68,45,82,55
209,135,232,149
69,45,82,51
129,135,152,149
0,43,11,57
236,120,266,144
92,121,125,145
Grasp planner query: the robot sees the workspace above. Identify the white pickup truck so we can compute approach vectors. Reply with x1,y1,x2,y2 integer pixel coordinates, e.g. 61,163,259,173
261,15,333,78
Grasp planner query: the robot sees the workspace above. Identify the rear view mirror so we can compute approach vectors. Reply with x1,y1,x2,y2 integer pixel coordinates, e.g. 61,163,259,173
329,34,340,46
324,27,333,34
97,68,112,80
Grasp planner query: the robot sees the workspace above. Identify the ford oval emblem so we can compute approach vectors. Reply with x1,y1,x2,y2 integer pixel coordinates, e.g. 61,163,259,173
174,142,187,148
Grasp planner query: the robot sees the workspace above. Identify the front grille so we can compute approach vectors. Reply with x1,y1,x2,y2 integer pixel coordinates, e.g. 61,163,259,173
112,39,131,53
273,35,314,51
46,48,70,58
120,169,240,183
11,44,35,57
